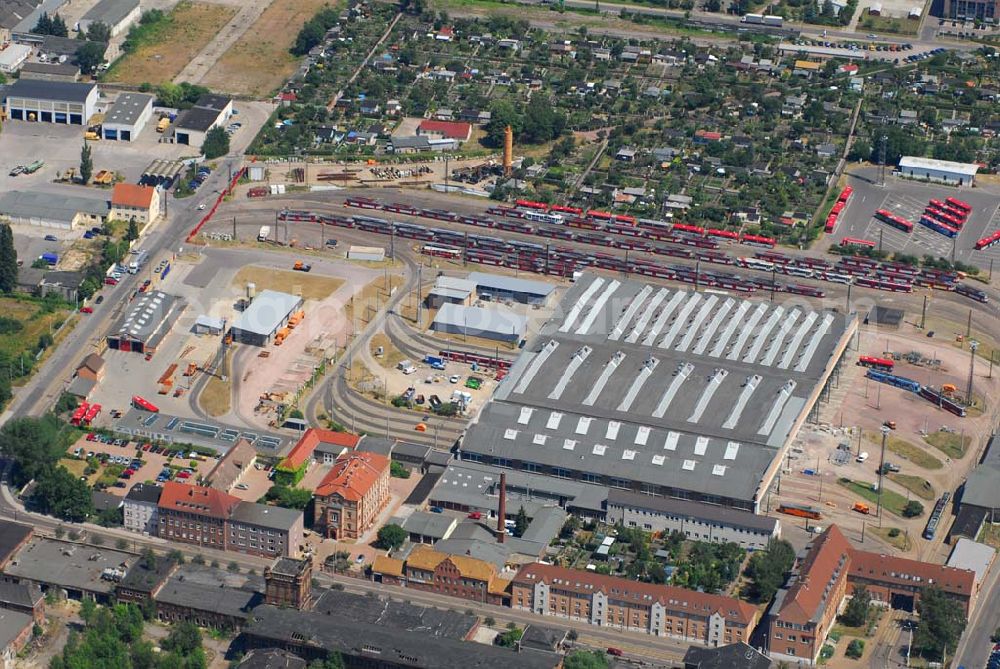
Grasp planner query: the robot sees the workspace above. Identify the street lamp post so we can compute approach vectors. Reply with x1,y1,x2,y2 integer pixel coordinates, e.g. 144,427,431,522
966,339,979,407
876,425,890,524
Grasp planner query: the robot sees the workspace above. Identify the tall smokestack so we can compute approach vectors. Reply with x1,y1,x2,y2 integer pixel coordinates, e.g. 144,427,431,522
503,125,513,177
497,472,507,543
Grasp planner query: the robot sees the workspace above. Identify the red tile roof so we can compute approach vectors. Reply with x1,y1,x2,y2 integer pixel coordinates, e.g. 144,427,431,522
417,120,472,140
849,549,975,598
158,481,240,519
314,451,389,501
775,525,852,625
514,563,758,626
111,183,155,209
280,428,360,470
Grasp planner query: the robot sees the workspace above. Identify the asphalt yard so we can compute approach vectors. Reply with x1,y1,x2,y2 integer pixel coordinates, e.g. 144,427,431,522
838,173,1000,268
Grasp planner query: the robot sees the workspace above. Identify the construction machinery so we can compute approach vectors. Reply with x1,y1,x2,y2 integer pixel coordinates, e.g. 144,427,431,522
293,261,312,272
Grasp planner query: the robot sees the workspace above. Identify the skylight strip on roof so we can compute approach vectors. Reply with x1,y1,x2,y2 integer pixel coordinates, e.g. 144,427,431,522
779,312,819,369
675,295,719,352
609,285,653,341
639,291,684,346
548,345,592,400
513,339,559,394
722,374,761,429
759,309,800,367
664,431,680,450
617,356,659,412
694,436,709,455
693,298,735,355
576,280,622,335
583,351,626,406
635,426,651,446
546,412,563,430
517,407,534,425
687,368,728,423
723,441,740,460
559,277,605,333
708,301,750,358
651,363,692,418
606,421,621,440
794,314,835,372
725,303,768,361
741,306,785,364
758,380,796,435
659,293,701,349
626,289,670,344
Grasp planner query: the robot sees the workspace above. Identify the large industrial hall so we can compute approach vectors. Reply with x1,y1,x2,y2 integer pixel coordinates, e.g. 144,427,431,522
460,273,857,512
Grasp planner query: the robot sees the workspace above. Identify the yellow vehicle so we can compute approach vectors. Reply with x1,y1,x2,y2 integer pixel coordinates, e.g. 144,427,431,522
157,117,170,133
84,131,100,141
853,502,870,514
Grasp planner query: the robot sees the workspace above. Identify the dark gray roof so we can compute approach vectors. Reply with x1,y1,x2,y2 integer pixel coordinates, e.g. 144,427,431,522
125,483,163,505
0,610,32,652
0,521,32,564
683,642,772,669
194,93,232,112
0,0,40,29
0,581,42,609
119,554,177,593
391,136,432,151
393,441,430,460
175,107,222,132
4,539,135,594
243,605,560,669
108,291,181,346
462,273,853,505
607,488,779,533
4,79,95,103
82,0,139,27
400,511,456,540
311,590,475,639
91,490,122,512
104,92,153,127
466,272,554,298
355,436,395,457
155,565,263,619
237,649,307,669
519,625,565,651
19,61,80,76
269,557,309,578
0,190,108,223
230,502,301,531
961,435,1000,511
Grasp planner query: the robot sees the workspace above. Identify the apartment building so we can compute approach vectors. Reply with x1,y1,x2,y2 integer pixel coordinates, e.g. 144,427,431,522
123,483,162,535
371,545,511,605
511,563,759,645
313,452,390,540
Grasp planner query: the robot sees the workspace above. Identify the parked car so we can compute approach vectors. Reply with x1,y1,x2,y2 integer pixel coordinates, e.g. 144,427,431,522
44,234,58,242
80,306,93,314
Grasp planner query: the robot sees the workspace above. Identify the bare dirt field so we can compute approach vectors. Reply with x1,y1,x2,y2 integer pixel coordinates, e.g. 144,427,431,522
200,0,333,97
105,2,238,86
232,266,345,300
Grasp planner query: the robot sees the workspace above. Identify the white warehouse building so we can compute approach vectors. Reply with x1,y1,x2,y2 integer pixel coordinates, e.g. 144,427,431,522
898,156,979,186
79,0,141,38
102,92,153,141
2,79,97,125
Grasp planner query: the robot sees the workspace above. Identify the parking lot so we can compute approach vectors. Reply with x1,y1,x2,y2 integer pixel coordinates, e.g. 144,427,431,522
835,172,1000,268
63,433,216,497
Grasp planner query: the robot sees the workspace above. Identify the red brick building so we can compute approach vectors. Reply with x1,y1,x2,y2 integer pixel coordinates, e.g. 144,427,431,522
157,482,239,551
768,525,978,665
313,452,390,540
371,545,510,606
511,563,759,645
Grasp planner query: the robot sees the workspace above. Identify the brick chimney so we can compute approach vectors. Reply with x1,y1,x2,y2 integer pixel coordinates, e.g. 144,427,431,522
497,472,506,544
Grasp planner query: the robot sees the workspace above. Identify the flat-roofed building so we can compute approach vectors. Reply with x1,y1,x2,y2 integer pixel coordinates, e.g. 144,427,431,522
79,0,141,37
460,273,856,512
606,488,780,550
18,61,80,82
426,275,476,309
0,190,107,230
102,92,153,141
513,562,760,644
170,94,233,148
897,156,979,186
123,483,162,535
2,79,97,125
431,303,527,343
466,272,555,305
106,291,183,355
230,290,303,346
944,0,997,20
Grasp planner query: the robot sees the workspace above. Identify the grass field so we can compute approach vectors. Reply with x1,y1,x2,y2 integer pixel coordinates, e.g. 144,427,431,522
199,350,232,417
200,0,335,97
104,2,238,86
344,275,404,325
837,478,913,518
887,473,935,500
233,266,345,301
923,431,970,459
866,430,943,470
0,298,72,386
369,332,405,370
870,526,913,551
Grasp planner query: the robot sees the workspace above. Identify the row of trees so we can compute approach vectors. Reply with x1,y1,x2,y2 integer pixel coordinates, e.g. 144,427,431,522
484,97,567,148
0,416,93,522
291,6,341,56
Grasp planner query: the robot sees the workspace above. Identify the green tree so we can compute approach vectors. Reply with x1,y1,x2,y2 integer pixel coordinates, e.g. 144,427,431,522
80,142,94,185
76,42,107,76
202,126,230,159
126,219,140,242
514,506,529,536
390,460,411,479
33,12,67,35
308,654,346,669
845,639,865,659
902,500,924,518
915,586,966,660
376,524,407,550
262,484,312,510
564,650,610,669
0,224,18,293
162,621,202,654
840,586,871,627
51,14,69,36
32,466,94,522
85,21,111,43
495,626,523,647
744,538,796,602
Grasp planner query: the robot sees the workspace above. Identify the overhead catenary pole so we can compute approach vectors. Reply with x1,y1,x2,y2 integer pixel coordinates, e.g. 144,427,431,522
876,425,890,525
967,339,978,407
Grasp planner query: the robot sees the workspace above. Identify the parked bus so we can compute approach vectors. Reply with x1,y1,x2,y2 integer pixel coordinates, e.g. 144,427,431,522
874,209,914,233
945,197,971,214
777,503,822,520
840,237,876,249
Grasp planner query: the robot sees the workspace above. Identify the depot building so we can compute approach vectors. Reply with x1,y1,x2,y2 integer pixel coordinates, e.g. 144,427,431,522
2,80,98,125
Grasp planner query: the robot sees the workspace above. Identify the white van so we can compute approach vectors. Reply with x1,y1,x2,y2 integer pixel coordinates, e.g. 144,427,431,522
397,360,416,375
856,451,869,463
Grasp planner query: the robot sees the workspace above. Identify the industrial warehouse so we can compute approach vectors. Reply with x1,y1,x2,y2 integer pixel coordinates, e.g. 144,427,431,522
460,273,856,512
2,79,98,125
106,291,184,354
229,289,304,346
